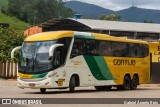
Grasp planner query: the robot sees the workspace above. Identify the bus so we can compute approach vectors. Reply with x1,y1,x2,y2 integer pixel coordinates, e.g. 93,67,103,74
11,31,150,93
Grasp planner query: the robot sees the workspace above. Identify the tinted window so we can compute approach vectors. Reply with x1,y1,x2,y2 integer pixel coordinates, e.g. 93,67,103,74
112,42,125,57
53,38,71,68
99,41,112,56
71,39,86,58
70,38,149,58
86,39,99,55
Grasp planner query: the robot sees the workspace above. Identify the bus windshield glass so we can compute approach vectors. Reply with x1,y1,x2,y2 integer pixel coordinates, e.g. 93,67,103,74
19,40,57,74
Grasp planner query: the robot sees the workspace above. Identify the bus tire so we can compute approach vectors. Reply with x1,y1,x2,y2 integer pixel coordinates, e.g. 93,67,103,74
40,88,46,93
69,76,76,93
117,75,131,90
130,76,138,90
95,86,112,91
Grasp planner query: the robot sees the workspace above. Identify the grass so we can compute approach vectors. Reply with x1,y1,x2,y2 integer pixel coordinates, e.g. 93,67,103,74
0,12,30,30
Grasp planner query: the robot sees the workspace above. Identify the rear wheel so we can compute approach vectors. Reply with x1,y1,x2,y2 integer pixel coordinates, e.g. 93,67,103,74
40,88,46,93
95,86,112,91
117,75,131,90
69,76,76,93
130,76,138,90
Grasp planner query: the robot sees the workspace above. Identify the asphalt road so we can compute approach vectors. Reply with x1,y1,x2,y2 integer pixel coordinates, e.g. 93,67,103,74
0,80,160,107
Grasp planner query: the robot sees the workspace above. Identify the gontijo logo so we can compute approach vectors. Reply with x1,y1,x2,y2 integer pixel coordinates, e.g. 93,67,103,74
113,59,136,66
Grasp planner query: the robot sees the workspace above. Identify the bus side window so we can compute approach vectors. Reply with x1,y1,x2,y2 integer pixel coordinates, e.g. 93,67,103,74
58,38,72,64
52,47,62,69
99,41,112,56
85,39,99,56
71,44,79,57
133,44,143,58
123,43,131,57
71,38,85,58
112,42,123,57
142,44,149,57
131,44,143,58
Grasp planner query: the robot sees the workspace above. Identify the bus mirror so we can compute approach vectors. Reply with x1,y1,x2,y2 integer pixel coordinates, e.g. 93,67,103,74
49,44,64,57
11,46,22,58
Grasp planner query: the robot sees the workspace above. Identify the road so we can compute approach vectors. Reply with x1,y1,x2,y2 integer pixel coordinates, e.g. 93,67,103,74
0,80,160,107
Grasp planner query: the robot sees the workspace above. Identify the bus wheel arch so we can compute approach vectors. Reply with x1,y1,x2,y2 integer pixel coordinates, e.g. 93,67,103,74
69,74,80,93
130,74,139,90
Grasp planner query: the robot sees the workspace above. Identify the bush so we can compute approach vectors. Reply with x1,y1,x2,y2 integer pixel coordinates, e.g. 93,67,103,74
0,27,24,62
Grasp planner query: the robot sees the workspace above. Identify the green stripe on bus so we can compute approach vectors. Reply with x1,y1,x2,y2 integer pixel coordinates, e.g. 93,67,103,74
74,35,95,39
32,72,48,78
84,56,115,80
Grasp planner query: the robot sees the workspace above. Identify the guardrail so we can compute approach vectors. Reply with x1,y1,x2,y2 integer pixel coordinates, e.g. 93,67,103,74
0,61,18,79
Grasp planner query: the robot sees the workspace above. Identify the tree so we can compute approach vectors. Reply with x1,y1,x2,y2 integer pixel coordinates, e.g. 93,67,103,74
99,14,107,20
7,0,73,25
46,0,59,19
99,14,121,21
0,27,24,61
144,20,154,23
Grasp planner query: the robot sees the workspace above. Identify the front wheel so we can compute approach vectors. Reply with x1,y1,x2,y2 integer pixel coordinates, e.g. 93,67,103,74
40,88,46,93
69,76,76,93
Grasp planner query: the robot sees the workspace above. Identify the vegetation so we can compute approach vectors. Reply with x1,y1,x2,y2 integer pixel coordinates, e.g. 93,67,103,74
0,0,8,10
0,12,29,30
144,20,154,23
5,0,73,25
0,27,24,61
99,14,121,21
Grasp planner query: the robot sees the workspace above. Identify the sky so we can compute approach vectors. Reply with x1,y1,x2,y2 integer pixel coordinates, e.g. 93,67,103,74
66,0,160,11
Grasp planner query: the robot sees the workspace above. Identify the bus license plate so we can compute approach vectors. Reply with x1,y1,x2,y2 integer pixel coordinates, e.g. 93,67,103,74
29,83,35,87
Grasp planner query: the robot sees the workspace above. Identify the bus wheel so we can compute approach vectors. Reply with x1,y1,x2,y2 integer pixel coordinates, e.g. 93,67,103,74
130,76,138,90
95,86,112,91
40,88,46,93
117,75,131,90
69,76,76,93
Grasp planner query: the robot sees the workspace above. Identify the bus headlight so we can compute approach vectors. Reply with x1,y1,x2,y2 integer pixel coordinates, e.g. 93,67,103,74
48,72,57,78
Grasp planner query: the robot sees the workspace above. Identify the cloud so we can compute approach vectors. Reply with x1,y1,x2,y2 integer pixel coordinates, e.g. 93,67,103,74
66,0,160,11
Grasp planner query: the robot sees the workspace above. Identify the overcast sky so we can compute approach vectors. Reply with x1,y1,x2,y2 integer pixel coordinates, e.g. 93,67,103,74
66,0,160,11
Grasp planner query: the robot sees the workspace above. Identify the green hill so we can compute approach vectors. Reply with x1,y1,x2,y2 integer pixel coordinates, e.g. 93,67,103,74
0,12,30,30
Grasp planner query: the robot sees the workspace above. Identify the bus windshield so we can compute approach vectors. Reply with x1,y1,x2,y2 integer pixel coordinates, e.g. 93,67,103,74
19,41,57,74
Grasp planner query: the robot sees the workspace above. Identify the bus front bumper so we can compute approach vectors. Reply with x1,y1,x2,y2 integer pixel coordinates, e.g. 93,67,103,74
17,77,54,89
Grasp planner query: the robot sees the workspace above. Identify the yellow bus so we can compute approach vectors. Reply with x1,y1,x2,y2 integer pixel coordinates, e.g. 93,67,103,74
11,31,150,93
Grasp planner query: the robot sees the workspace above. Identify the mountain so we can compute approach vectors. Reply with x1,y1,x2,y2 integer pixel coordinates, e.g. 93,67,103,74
64,1,114,18
0,12,30,29
65,1,160,23
117,7,160,23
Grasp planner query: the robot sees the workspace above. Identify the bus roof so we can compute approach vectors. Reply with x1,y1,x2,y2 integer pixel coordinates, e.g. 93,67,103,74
91,33,148,44
24,31,148,44
25,31,74,41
